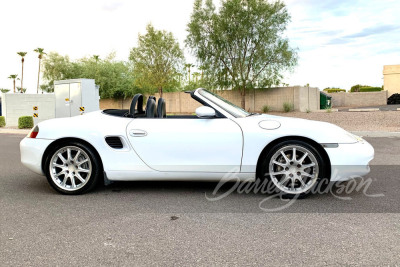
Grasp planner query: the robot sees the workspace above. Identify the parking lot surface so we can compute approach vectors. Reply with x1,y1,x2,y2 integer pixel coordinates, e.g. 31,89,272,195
1,134,399,266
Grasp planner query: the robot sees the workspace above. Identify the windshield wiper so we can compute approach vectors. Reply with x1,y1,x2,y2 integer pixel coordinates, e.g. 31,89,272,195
247,112,259,117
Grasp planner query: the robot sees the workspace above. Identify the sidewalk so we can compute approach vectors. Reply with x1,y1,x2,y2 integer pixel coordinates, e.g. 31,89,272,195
0,128,30,135
338,104,400,112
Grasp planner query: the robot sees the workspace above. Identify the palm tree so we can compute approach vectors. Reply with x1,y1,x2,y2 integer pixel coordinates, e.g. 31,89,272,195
184,63,195,83
198,65,206,80
16,87,26,94
17,52,27,89
192,72,201,82
34,48,46,94
8,74,19,93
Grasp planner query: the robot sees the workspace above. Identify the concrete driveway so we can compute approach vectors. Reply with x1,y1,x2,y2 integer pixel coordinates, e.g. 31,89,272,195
1,134,399,266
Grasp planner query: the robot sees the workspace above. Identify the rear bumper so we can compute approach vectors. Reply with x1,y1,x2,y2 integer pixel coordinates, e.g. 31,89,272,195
325,139,374,181
20,137,54,175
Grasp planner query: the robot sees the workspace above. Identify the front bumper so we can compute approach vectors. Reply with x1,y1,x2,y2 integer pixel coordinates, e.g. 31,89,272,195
325,139,374,182
20,137,54,175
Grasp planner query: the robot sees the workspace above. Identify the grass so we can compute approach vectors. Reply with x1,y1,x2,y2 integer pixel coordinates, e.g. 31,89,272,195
283,102,294,113
262,105,270,113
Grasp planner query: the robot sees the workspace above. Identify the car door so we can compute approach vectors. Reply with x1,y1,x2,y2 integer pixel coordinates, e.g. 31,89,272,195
126,118,243,172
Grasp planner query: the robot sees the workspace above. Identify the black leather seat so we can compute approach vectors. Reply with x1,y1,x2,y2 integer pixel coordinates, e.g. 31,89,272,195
157,98,166,118
145,98,157,118
129,94,145,117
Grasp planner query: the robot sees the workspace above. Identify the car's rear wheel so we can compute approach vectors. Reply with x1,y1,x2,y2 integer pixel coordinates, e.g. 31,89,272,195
44,142,102,195
260,140,328,198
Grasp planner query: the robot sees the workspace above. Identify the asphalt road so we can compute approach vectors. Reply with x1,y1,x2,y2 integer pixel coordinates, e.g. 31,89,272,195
1,134,399,266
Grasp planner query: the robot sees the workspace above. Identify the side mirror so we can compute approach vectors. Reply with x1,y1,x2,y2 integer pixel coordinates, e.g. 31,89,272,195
195,106,216,118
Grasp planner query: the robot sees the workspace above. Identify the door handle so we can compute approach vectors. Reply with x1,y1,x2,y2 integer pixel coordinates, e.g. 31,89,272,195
130,129,147,137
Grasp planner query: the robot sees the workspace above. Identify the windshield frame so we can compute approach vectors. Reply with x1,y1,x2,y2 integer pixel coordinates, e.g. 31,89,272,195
197,89,251,118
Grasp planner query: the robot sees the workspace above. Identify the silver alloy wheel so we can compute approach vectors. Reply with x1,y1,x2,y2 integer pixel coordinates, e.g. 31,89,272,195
268,145,319,194
49,146,92,191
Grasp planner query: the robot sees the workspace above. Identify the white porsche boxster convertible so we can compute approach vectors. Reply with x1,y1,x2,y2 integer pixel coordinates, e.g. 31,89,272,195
20,88,374,197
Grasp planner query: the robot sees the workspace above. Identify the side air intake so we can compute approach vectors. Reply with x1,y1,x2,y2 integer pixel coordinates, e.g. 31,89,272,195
105,137,123,149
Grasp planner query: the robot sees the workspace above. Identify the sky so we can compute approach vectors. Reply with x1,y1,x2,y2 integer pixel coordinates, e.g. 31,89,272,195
0,0,399,94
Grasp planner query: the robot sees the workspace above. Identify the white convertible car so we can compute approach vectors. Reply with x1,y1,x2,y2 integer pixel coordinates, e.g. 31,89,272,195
20,88,374,197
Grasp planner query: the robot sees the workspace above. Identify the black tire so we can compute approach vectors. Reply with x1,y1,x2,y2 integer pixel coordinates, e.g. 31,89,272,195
259,140,329,198
44,141,102,195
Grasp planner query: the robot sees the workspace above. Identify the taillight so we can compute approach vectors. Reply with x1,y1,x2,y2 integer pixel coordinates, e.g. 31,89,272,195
27,126,39,138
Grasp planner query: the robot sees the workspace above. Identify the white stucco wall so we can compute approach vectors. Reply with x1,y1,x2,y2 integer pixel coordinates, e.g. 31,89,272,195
1,94,55,127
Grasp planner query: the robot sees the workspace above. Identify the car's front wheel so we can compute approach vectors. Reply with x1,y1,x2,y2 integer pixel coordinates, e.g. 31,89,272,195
260,140,328,198
44,142,102,195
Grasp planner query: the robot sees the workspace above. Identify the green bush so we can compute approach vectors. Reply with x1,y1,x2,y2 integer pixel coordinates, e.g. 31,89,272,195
324,88,346,93
323,87,346,93
0,116,5,127
350,84,363,92
350,85,382,92
18,116,34,129
262,105,270,113
283,102,294,112
359,87,383,92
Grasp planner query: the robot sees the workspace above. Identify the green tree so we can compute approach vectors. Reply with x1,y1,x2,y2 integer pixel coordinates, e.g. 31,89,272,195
41,52,75,92
79,53,138,99
186,0,298,109
34,48,47,93
192,72,201,82
17,52,27,89
8,74,19,93
42,52,138,99
0,89,10,94
129,24,185,97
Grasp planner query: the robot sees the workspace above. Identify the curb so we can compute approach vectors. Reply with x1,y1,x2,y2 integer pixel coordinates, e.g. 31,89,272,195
348,108,380,112
0,128,30,135
314,109,338,113
351,131,400,138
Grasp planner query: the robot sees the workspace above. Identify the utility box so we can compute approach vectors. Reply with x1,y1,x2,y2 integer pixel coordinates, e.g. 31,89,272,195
320,91,332,109
54,79,100,118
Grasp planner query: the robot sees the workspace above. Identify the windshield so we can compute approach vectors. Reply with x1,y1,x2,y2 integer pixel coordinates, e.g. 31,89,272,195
198,89,251,118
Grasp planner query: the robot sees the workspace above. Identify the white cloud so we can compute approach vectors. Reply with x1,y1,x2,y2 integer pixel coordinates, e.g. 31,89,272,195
284,0,400,89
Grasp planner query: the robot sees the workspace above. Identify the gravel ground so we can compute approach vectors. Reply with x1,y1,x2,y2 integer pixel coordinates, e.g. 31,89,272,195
272,111,400,132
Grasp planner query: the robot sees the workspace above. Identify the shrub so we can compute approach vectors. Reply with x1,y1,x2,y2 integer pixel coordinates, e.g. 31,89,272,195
323,87,346,93
283,102,294,112
325,88,346,93
262,105,270,113
18,116,34,129
350,85,382,92
350,84,363,92
0,116,5,127
306,109,311,113
359,87,383,92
